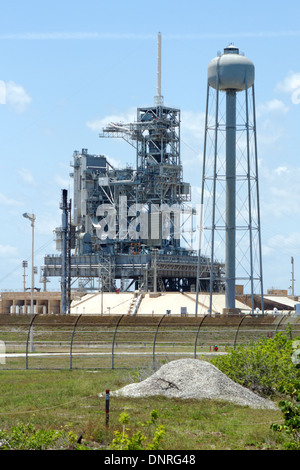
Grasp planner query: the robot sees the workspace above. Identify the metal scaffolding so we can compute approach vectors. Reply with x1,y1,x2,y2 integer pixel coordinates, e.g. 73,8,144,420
42,34,224,305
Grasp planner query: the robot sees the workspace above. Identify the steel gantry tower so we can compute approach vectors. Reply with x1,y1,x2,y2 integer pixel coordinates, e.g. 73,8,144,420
42,34,224,308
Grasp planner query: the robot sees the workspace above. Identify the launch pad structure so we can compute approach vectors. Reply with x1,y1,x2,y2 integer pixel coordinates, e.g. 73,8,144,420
42,34,224,313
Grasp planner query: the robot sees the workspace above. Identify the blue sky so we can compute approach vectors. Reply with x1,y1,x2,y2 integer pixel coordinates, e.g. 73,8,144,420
1,0,300,294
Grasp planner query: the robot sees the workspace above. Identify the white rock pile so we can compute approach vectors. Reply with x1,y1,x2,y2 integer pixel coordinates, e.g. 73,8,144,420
113,359,277,410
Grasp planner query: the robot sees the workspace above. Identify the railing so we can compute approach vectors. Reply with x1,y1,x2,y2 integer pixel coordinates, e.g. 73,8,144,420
0,313,299,370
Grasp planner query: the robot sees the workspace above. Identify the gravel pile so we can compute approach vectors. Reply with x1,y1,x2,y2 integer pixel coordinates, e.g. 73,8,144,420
113,359,277,409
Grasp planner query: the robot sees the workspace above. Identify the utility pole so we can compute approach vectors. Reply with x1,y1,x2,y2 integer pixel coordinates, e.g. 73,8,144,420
291,256,295,296
22,260,28,292
23,213,36,315
23,213,35,352
61,189,71,314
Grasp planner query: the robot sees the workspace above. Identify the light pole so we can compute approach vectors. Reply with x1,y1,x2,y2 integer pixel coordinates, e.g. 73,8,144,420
22,260,28,293
23,213,36,315
291,256,295,297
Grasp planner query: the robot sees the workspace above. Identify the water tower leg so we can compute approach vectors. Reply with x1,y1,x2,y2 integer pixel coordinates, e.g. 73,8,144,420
225,90,236,310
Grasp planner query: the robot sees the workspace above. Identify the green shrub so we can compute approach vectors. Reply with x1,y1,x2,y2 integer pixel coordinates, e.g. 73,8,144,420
212,330,300,449
211,332,300,397
271,398,300,449
109,409,166,450
0,423,84,450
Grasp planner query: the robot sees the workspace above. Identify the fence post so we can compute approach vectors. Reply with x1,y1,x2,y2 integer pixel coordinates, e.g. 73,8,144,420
152,314,167,369
70,314,82,370
25,314,37,370
106,389,110,427
112,314,125,369
0,340,6,365
274,314,287,335
233,315,247,349
194,314,208,358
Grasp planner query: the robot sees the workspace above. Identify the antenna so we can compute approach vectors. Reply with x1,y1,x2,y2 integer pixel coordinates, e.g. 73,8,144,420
155,32,163,105
291,256,295,296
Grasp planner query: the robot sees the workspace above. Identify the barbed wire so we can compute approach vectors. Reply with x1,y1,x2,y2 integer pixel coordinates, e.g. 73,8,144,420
0,393,99,416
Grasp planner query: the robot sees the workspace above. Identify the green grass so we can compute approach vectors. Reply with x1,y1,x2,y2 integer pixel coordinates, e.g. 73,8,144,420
0,366,286,450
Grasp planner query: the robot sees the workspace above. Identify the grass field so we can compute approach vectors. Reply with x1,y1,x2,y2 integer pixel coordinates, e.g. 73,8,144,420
0,365,285,450
1,314,298,450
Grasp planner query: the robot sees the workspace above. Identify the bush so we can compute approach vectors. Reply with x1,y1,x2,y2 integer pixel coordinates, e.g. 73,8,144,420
271,398,300,449
212,330,300,449
211,331,300,398
0,423,85,450
109,409,166,450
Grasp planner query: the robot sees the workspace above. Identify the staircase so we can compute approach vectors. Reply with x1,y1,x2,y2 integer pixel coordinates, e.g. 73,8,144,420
127,293,143,316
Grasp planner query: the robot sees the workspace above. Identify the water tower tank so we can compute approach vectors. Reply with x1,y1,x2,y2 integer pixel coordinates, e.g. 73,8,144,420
207,44,255,91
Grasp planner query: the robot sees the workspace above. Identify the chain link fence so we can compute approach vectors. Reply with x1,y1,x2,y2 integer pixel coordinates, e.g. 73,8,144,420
0,313,299,370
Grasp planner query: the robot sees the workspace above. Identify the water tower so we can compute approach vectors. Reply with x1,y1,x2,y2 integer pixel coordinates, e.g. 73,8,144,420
199,44,264,314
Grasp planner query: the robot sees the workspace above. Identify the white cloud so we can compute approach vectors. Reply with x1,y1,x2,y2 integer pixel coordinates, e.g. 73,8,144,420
86,108,136,133
0,32,157,40
54,174,71,188
260,165,300,220
276,71,300,93
266,232,300,255
181,111,206,142
274,166,289,176
2,31,300,41
35,213,61,236
256,119,286,152
17,168,36,185
256,98,289,117
291,89,300,105
275,72,300,105
5,81,32,112
105,155,123,169
0,244,19,257
180,111,206,162
87,108,205,152
0,192,23,206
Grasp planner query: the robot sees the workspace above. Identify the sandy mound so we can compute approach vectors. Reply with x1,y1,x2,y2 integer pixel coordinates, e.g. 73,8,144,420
113,359,277,409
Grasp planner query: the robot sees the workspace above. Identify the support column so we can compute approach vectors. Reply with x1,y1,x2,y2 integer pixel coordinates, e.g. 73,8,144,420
225,90,236,310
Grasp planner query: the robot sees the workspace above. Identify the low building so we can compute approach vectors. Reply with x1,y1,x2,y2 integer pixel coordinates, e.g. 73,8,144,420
0,291,84,315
